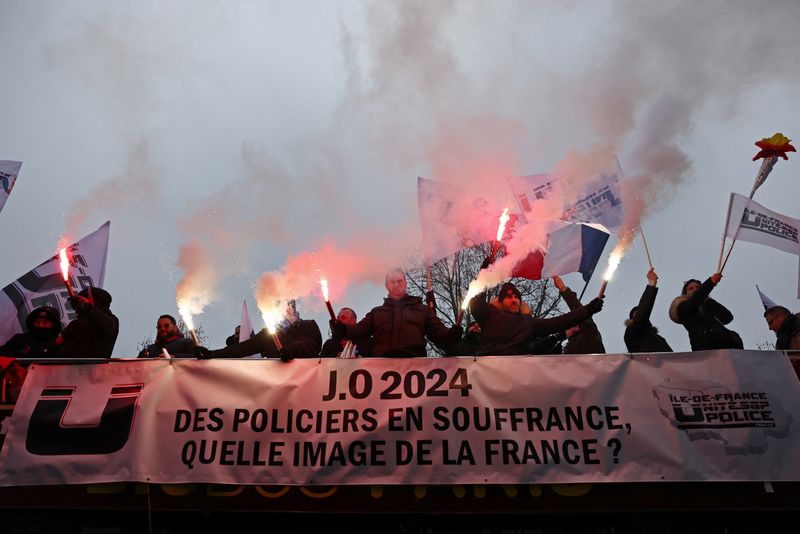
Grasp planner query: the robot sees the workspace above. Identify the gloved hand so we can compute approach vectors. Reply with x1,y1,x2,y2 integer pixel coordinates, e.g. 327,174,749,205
194,346,211,359
330,319,348,338
279,348,294,362
68,295,92,315
480,256,493,270
449,324,464,342
585,297,604,315
426,290,436,308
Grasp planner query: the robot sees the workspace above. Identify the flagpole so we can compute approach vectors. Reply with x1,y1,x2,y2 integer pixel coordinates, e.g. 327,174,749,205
639,225,653,270
578,279,590,302
720,187,759,274
425,265,434,309
717,193,735,272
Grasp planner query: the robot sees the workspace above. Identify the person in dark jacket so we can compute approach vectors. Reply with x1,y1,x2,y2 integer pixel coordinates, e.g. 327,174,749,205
331,268,462,357
321,307,372,358
138,314,197,358
553,276,606,354
0,306,63,357
454,321,482,356
764,305,800,351
669,273,743,351
624,268,673,353
469,280,603,356
59,287,119,358
528,332,566,355
201,300,322,360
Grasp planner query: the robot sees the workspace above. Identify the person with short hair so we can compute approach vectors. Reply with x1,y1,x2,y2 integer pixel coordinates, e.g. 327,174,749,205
669,273,743,351
764,305,800,350
330,268,462,357
624,268,672,353
321,307,372,357
138,314,197,358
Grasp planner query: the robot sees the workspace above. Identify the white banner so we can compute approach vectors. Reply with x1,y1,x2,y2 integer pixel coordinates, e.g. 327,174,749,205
0,221,110,346
0,160,22,214
725,192,800,256
1,350,799,487
508,170,623,231
417,176,503,265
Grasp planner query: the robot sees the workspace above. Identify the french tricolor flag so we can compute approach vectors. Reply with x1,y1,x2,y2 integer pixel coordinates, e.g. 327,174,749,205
512,220,610,283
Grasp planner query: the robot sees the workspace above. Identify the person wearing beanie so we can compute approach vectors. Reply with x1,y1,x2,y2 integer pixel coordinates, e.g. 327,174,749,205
764,305,800,351
669,273,743,351
624,268,672,353
0,306,63,357
59,286,119,358
468,266,604,356
553,276,606,355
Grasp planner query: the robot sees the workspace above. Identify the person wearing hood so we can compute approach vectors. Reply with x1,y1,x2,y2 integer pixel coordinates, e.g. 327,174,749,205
0,306,63,357
553,276,606,354
624,268,672,353
138,314,197,358
468,279,604,356
59,287,119,358
764,305,800,351
199,300,322,360
669,273,743,351
330,268,462,357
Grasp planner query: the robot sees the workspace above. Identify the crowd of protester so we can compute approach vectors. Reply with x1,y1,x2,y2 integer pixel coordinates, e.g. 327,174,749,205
1,255,799,365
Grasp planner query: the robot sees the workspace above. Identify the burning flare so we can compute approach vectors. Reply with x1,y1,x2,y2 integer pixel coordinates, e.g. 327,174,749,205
259,304,285,351
496,207,510,241
58,247,76,298
319,277,336,321
59,248,70,282
598,252,623,298
320,278,330,302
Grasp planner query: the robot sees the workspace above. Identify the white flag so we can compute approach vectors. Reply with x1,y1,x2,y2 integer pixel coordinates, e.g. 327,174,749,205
0,161,22,214
507,169,623,231
725,193,800,256
0,221,110,346
239,300,259,359
417,176,503,265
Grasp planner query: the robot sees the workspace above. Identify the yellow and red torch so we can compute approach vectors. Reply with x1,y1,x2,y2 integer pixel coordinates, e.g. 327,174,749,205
59,247,77,298
320,278,336,321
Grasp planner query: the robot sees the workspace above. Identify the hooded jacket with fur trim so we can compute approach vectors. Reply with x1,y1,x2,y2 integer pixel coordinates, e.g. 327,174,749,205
669,277,742,351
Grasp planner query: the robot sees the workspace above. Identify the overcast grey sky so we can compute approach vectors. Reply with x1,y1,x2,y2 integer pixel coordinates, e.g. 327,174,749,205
1,0,799,356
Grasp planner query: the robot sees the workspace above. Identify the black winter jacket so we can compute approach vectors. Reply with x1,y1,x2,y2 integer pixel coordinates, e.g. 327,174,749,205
624,285,673,353
346,295,455,357
669,278,742,351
